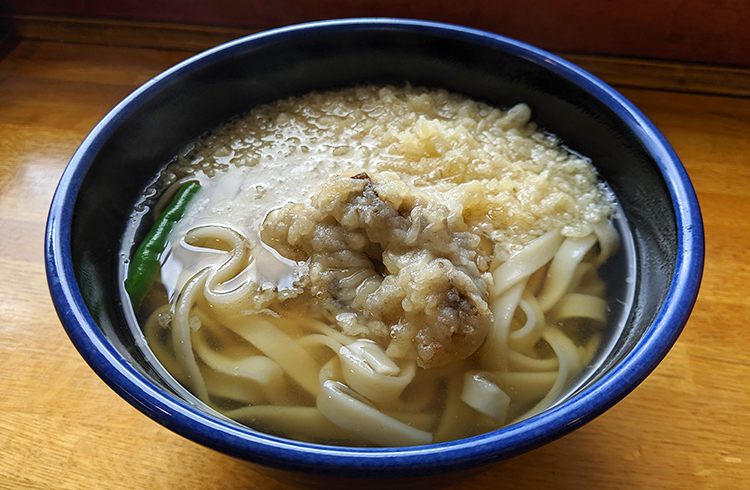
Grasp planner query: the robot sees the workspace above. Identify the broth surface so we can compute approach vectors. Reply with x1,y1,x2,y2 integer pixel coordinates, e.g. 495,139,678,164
122,85,629,446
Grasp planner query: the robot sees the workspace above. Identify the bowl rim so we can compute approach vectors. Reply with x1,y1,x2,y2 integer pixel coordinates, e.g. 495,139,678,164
45,17,704,477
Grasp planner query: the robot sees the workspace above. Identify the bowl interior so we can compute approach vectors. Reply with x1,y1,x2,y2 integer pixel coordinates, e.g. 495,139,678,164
51,19,694,477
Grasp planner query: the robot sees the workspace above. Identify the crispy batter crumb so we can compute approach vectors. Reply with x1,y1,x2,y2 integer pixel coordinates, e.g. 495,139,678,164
261,172,493,368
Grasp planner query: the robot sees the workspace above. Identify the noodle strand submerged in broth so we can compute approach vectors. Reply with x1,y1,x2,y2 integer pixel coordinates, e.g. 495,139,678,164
124,85,619,446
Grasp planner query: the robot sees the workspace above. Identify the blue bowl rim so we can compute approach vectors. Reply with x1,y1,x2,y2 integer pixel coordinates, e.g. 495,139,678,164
45,18,704,477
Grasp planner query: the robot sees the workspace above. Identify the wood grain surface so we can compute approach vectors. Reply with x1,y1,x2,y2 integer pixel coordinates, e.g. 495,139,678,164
0,23,748,490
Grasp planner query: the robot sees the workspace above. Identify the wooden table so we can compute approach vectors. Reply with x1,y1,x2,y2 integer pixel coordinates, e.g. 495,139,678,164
1,18,748,489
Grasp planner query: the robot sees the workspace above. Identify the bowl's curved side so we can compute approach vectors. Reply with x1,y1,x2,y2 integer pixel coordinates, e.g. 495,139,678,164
45,18,704,478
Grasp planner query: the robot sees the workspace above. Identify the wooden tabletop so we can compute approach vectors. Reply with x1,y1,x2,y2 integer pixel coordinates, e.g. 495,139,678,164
1,20,748,489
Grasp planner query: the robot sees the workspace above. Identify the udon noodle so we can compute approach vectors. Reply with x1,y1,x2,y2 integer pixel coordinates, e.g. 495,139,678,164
123,85,619,447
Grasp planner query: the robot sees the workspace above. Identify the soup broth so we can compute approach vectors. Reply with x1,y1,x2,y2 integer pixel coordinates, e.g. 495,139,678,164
121,85,632,446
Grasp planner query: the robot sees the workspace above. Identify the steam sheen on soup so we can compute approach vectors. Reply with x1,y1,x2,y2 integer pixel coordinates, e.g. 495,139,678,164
122,85,620,447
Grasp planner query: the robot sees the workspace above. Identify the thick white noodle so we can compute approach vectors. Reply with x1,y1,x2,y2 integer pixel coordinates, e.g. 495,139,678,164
144,215,618,445
200,370,266,405
319,356,344,386
565,262,595,296
299,335,417,404
385,377,441,413
524,327,584,417
555,293,608,326
480,279,526,370
507,350,559,372
433,372,477,443
536,234,598,312
224,316,322,397
192,338,290,405
460,371,511,424
143,305,185,378
382,409,439,432
579,332,603,366
339,340,417,404
297,333,343,353
491,229,564,295
508,291,546,352
302,318,358,346
224,405,362,443
317,380,433,447
491,371,558,409
172,268,211,402
592,218,619,265
186,225,260,310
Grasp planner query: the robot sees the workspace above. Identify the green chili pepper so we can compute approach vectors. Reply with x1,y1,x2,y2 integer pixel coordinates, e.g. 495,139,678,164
125,181,201,308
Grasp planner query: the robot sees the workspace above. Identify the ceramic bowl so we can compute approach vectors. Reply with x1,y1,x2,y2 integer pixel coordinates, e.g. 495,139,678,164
45,18,703,482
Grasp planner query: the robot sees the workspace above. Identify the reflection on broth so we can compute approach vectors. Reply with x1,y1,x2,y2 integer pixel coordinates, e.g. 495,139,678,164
122,85,626,446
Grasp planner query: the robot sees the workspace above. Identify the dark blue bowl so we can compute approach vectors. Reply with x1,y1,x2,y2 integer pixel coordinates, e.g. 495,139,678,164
45,18,703,482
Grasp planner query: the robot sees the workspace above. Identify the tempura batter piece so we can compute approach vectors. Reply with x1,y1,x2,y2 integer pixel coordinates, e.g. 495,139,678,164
261,172,493,368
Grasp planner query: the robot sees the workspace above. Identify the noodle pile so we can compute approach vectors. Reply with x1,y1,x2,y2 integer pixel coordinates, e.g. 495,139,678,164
128,85,618,446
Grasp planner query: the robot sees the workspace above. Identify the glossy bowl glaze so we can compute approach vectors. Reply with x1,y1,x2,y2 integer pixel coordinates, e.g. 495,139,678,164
45,18,703,481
